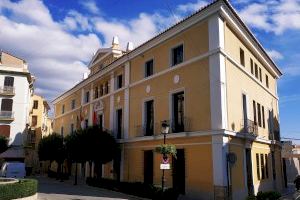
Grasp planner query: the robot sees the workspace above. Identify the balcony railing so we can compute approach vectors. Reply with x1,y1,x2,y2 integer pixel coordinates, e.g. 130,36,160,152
170,117,191,133
136,123,159,137
0,86,15,95
0,111,14,120
241,119,258,136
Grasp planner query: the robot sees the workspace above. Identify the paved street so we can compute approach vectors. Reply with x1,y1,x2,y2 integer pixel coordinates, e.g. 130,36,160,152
36,176,145,200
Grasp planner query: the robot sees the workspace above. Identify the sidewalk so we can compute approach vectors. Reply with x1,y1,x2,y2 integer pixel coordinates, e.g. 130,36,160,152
280,183,300,200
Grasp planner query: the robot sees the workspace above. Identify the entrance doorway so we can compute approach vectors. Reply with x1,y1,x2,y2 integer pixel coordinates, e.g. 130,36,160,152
172,149,185,194
246,148,254,195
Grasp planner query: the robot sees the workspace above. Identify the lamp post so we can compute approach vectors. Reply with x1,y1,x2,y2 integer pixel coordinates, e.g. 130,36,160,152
161,120,170,192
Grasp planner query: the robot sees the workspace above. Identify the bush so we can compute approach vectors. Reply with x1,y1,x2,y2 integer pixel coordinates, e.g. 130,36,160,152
86,177,179,200
0,179,38,200
246,191,281,200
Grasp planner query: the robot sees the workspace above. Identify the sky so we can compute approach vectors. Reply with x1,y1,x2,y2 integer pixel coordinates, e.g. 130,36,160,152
0,0,299,143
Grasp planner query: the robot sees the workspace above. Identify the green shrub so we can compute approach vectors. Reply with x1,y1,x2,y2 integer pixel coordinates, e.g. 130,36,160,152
0,179,38,200
86,177,179,200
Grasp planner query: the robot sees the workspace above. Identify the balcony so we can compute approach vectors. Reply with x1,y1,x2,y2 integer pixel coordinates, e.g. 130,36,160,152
170,117,191,133
241,119,258,136
0,111,14,121
0,86,15,96
136,123,159,137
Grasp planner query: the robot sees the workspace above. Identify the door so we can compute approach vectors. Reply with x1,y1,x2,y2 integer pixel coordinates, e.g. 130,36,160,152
116,109,122,139
98,114,103,130
173,92,184,133
245,148,254,195
172,149,185,194
144,150,153,184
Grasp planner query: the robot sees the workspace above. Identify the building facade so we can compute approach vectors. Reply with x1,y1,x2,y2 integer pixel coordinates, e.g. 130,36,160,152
53,1,284,199
282,141,300,187
0,51,33,146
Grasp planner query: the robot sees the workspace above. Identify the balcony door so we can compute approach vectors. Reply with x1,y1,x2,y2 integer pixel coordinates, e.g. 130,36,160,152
4,76,14,87
116,109,122,139
172,91,184,133
144,100,154,136
242,94,248,132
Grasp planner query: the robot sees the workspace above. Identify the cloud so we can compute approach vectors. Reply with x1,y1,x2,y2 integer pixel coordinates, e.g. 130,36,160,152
79,0,100,15
266,49,283,60
282,66,300,77
0,0,100,102
238,0,300,34
177,0,208,13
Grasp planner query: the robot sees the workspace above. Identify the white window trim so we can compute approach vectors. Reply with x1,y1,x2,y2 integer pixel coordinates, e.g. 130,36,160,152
169,42,185,67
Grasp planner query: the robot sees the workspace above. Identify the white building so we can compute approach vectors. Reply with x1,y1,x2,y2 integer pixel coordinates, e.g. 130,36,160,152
0,51,33,146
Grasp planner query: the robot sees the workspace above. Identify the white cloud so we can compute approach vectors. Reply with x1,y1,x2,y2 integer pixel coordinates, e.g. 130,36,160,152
238,0,300,34
266,49,283,60
63,10,92,31
79,0,100,15
177,1,208,13
0,0,100,101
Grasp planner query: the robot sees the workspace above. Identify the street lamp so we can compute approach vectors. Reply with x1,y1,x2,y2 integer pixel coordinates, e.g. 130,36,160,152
161,120,169,192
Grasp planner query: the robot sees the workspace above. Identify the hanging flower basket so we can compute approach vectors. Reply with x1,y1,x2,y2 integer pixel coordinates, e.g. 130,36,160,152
155,144,177,159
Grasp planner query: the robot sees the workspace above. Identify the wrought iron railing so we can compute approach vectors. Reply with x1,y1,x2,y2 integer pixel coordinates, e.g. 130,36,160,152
0,111,14,120
241,119,258,136
0,86,15,95
170,117,191,133
135,123,159,137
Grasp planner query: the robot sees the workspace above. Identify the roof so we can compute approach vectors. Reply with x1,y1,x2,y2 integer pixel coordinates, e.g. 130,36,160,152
53,0,282,103
0,50,26,63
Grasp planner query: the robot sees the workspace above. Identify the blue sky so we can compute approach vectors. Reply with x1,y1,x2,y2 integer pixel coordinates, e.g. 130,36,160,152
0,0,299,142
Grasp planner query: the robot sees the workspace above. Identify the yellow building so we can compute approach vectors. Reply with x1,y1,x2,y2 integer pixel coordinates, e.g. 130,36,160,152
26,94,52,173
52,0,283,199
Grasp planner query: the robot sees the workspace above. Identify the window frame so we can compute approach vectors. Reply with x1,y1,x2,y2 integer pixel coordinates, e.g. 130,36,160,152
33,100,38,109
71,99,76,110
144,59,154,78
170,43,184,67
240,48,245,67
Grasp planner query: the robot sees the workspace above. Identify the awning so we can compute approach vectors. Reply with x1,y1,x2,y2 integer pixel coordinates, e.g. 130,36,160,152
0,146,25,159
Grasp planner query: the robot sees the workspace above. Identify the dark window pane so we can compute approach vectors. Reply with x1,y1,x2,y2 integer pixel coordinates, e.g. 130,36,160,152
240,48,245,66
172,45,183,66
145,59,154,77
4,77,14,87
33,100,38,109
1,99,13,111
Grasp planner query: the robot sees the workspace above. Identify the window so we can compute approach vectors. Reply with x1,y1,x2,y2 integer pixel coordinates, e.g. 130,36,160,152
116,74,123,89
62,104,65,114
85,91,90,103
265,154,269,178
172,91,185,133
61,126,64,137
100,84,104,96
171,44,183,66
145,59,154,77
255,64,258,78
253,101,257,125
242,94,248,131
265,75,269,88
271,151,276,180
71,99,75,110
262,106,265,128
116,109,122,139
33,100,38,109
98,114,103,130
144,150,153,184
1,99,13,111
256,153,260,180
261,154,265,179
70,123,74,134
144,100,154,136
250,59,254,74
95,87,99,99
32,116,37,126
4,76,14,87
257,103,261,127
240,48,245,66
259,68,262,82
105,82,109,94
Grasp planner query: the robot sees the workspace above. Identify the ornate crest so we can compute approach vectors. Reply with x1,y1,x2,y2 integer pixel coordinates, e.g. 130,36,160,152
93,100,104,111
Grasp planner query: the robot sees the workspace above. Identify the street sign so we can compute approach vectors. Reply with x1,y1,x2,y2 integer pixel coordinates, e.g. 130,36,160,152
160,163,170,170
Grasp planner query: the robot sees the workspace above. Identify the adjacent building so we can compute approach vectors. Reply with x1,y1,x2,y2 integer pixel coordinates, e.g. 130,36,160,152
0,51,33,146
53,0,284,199
282,141,300,187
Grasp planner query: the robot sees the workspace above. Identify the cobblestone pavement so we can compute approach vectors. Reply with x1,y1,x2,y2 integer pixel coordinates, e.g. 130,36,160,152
35,176,145,200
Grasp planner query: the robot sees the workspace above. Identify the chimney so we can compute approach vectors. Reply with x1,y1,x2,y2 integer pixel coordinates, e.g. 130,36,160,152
82,72,88,80
126,42,134,52
112,36,119,49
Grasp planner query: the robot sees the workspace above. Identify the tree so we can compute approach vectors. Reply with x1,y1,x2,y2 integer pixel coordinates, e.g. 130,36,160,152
0,136,8,154
38,133,66,179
